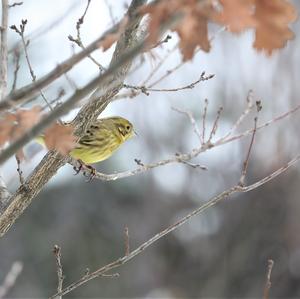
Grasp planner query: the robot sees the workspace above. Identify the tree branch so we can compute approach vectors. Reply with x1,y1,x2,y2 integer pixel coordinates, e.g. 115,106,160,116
0,0,148,237
88,102,300,182
53,245,64,299
0,14,133,111
49,153,300,298
0,261,23,299
0,0,8,100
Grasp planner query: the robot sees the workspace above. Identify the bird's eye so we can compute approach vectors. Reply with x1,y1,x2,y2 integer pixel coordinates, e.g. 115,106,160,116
126,125,130,131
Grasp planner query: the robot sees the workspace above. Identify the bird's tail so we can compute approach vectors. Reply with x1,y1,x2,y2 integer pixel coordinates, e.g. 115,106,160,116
35,135,46,146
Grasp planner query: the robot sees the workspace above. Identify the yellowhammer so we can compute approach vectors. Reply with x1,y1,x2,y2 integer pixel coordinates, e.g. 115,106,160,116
37,116,135,165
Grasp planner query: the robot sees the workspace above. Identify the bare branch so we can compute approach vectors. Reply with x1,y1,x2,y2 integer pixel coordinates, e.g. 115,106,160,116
0,0,8,100
0,16,130,110
50,154,300,299
171,106,202,143
0,37,145,165
88,103,300,182
68,0,105,71
208,106,223,142
123,72,214,96
11,20,54,112
221,90,255,141
15,155,24,185
8,1,23,8
53,245,64,299
8,2,79,55
124,226,130,256
216,103,300,147
11,49,20,91
263,259,274,299
0,0,148,238
0,261,23,299
202,98,208,144
239,117,258,186
141,42,179,86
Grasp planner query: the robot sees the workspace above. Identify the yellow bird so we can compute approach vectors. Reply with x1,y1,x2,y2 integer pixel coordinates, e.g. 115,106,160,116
36,116,135,164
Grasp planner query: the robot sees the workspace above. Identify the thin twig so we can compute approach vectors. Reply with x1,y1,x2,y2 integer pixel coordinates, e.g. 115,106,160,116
147,26,226,88
202,99,208,144
0,15,131,110
0,36,146,165
88,103,300,182
175,153,208,170
116,25,225,102
0,0,8,100
217,102,300,147
64,73,78,91
123,72,214,96
142,42,179,86
8,2,79,55
221,90,255,141
263,259,274,299
10,20,55,112
0,261,23,299
239,117,258,186
41,88,66,112
0,0,148,240
8,2,23,8
53,245,64,299
208,106,223,142
50,154,300,299
124,226,130,256
11,49,20,91
68,0,105,71
150,34,172,49
15,155,24,185
172,106,202,142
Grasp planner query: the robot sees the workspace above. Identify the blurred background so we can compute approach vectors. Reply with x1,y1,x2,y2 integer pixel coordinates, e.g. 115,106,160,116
1,0,300,297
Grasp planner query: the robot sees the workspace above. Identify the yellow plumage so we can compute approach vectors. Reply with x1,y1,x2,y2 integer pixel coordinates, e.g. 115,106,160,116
36,116,135,164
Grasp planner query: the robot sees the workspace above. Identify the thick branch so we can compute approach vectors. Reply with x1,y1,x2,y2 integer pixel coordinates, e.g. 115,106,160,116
0,0,147,237
0,41,144,165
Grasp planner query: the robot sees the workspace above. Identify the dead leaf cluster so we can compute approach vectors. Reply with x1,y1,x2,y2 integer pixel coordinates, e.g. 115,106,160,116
142,0,297,60
0,108,76,158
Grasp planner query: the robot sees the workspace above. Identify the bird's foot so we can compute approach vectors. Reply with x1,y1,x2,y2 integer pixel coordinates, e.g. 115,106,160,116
73,159,96,182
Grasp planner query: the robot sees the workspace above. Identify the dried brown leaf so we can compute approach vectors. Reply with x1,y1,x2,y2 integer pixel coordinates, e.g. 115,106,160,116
175,8,210,60
213,0,257,33
0,106,42,146
254,0,297,54
142,0,212,60
44,123,76,155
142,0,297,59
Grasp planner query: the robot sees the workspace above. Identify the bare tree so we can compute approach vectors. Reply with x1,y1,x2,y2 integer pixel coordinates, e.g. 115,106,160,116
0,0,299,297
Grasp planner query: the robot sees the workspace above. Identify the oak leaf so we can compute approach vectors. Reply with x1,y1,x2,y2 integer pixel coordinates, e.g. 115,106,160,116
213,0,257,33
0,106,41,146
141,0,212,60
175,7,211,60
44,123,77,155
254,0,297,54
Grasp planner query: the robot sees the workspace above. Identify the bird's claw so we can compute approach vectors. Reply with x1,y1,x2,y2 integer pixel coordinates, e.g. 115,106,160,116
73,160,96,182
